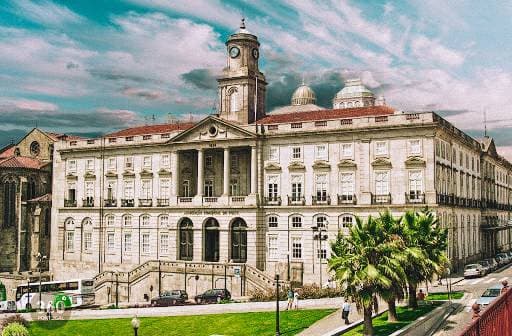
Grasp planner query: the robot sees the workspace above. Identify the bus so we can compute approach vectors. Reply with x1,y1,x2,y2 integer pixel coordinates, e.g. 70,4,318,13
15,279,94,310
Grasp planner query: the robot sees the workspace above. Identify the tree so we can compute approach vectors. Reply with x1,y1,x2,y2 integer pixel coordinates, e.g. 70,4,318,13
329,216,405,335
401,210,449,309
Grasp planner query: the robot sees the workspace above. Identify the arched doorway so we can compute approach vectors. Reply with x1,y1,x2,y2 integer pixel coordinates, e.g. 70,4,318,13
178,218,193,261
204,218,219,262
230,218,247,263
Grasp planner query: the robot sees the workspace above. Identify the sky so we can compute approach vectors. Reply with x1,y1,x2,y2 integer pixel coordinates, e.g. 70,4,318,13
1,0,512,159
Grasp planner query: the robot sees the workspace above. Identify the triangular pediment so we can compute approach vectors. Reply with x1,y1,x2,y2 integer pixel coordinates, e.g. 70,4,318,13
404,156,426,167
371,157,392,168
288,161,306,170
168,116,256,143
312,160,331,170
337,159,357,169
265,162,282,171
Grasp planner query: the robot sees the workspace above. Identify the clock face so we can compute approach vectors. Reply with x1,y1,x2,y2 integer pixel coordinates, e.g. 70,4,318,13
252,48,259,59
229,46,240,58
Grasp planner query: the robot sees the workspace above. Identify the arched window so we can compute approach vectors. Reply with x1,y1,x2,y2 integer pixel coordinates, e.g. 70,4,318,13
27,177,37,200
3,178,16,227
140,214,150,226
340,214,353,228
290,215,302,228
64,218,75,252
159,215,169,228
105,214,115,227
123,215,132,227
203,218,219,262
229,90,238,113
82,218,93,252
267,215,278,228
315,215,328,229
231,218,247,263
178,218,193,261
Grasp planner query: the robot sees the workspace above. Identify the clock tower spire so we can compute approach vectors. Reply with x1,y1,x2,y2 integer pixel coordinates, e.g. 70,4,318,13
217,19,266,124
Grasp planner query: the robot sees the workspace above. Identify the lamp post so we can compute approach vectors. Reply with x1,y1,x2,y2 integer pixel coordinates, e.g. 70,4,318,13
274,274,280,336
131,315,140,336
224,259,228,293
115,271,119,309
313,223,328,288
36,252,47,311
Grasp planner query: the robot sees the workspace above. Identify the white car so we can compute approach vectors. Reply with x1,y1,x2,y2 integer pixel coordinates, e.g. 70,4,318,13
464,264,484,278
0,300,16,313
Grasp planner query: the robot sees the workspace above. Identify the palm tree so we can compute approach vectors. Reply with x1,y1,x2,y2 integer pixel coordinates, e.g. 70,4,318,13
329,215,405,335
401,210,449,309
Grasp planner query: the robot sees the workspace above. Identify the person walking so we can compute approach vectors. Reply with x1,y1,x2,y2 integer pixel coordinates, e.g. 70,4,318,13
342,299,352,325
501,280,509,295
293,290,299,310
286,289,294,310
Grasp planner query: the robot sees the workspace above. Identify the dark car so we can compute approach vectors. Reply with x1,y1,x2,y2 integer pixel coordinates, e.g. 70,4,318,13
194,289,231,304
151,290,188,307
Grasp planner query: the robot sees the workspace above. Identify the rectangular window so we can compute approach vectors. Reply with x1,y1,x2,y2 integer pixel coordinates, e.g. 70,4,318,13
108,157,116,171
141,180,152,199
161,154,170,168
124,156,134,170
67,182,76,202
292,237,302,259
230,154,239,170
317,249,327,259
291,175,303,200
85,159,94,171
125,136,134,142
160,179,170,198
141,234,150,254
205,155,213,168
67,160,77,173
160,234,169,255
123,233,132,253
375,141,388,156
315,144,328,160
230,178,239,196
409,170,423,198
341,215,353,228
408,140,421,156
106,181,116,200
124,180,134,199
292,216,302,228
268,235,278,259
143,156,152,169
106,216,115,227
268,216,278,228
66,231,74,251
315,174,328,201
108,138,117,143
291,146,302,160
341,143,353,159
85,181,94,198
161,133,170,139
182,180,190,197
84,232,92,252
204,179,214,197
143,135,152,140
291,122,302,129
107,233,115,251
340,173,355,198
375,171,390,195
269,146,279,161
267,175,279,200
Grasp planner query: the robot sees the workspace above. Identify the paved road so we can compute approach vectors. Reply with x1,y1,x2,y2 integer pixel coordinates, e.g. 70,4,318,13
433,264,512,336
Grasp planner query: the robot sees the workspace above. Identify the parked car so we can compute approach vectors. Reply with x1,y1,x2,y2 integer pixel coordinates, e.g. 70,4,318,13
476,285,502,308
496,253,510,265
495,254,508,266
0,300,16,313
478,260,491,275
151,290,188,307
484,258,498,272
464,263,484,278
506,251,512,260
194,289,231,304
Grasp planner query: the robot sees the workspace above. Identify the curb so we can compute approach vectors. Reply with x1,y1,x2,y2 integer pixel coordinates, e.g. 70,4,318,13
321,309,389,336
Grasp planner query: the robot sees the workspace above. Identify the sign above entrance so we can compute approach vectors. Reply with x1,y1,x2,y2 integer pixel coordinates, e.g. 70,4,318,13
183,210,240,216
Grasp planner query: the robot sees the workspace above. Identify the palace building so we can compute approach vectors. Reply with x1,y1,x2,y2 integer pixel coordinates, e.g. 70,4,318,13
49,20,512,303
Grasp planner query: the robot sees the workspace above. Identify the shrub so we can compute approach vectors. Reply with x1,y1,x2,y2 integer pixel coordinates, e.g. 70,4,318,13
249,284,340,302
1,323,29,336
0,315,28,330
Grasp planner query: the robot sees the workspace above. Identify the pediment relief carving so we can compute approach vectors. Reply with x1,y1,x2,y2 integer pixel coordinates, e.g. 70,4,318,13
337,160,357,169
288,161,306,170
169,116,255,143
66,173,78,180
371,158,392,168
84,171,96,179
312,160,331,170
404,156,426,167
265,162,282,171
140,169,153,178
105,171,118,178
158,168,171,176
122,170,135,177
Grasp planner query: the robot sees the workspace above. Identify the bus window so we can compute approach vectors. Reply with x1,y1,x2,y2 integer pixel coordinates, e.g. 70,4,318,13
67,282,79,290
81,280,94,287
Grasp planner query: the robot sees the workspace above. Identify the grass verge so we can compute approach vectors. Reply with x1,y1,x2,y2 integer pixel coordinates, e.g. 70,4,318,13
426,291,464,300
343,303,440,336
28,309,335,336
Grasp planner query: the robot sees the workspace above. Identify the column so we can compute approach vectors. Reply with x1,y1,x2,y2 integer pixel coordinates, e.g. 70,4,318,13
223,147,230,196
197,149,204,196
250,146,257,194
171,151,178,197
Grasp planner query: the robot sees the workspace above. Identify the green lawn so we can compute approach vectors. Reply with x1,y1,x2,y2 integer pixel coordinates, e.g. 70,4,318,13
343,303,439,336
426,291,464,300
28,309,335,336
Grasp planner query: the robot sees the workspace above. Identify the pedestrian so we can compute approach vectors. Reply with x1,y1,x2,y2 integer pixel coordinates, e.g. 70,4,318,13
342,299,352,325
501,280,509,295
46,301,53,321
286,289,294,310
417,289,426,301
471,303,481,320
293,290,299,310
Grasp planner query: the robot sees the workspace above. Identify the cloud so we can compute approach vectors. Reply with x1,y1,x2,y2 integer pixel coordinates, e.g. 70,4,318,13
0,98,58,112
411,36,465,66
7,0,84,26
121,87,166,100
181,69,218,90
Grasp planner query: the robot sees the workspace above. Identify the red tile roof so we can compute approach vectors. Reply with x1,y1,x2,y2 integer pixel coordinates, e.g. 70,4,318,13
105,122,196,137
256,105,395,124
0,156,43,169
0,145,15,159
45,132,84,141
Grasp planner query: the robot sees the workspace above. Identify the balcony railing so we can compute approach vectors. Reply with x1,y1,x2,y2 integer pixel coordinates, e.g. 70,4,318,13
405,192,425,204
203,197,218,203
338,194,357,205
312,195,331,205
82,198,94,207
157,198,169,207
138,199,153,207
121,199,134,207
287,195,305,206
264,196,282,206
371,193,392,205
178,197,193,203
230,196,246,204
64,199,77,207
104,199,117,207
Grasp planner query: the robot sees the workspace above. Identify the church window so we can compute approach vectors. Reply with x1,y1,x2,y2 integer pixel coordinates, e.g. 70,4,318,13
3,179,16,227
230,91,238,113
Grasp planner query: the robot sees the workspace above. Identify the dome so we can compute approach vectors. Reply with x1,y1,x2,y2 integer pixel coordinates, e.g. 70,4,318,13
335,79,374,100
291,84,316,106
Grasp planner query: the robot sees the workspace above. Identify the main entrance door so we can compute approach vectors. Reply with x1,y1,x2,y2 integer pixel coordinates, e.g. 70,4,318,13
204,218,220,262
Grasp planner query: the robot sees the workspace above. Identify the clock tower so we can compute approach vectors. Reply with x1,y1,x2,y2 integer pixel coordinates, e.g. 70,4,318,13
217,19,266,124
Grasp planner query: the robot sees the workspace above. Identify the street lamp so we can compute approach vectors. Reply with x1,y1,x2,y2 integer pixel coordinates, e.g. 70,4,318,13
115,271,119,309
313,223,328,288
131,315,140,336
274,274,280,336
224,259,228,293
36,252,47,311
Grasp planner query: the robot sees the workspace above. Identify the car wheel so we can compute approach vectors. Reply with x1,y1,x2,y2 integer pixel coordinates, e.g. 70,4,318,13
172,300,176,305
25,303,32,310
216,297,221,304
196,298,201,304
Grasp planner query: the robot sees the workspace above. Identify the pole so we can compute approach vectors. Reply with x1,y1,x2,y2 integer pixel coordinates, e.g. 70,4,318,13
224,262,227,292
158,260,162,297
319,229,323,288
39,264,42,311
275,274,280,336
27,279,30,310
115,273,119,308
